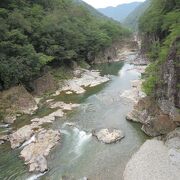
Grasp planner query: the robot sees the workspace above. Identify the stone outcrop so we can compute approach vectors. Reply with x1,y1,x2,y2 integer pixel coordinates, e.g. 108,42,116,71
124,128,180,180
156,37,180,111
126,97,177,136
0,86,38,123
120,79,146,103
31,109,64,125
20,129,60,172
6,99,80,172
92,40,138,64
3,114,17,124
32,73,58,96
9,124,40,149
165,127,180,151
92,128,124,144
49,101,80,110
54,69,109,95
7,122,60,172
0,135,9,145
126,38,180,137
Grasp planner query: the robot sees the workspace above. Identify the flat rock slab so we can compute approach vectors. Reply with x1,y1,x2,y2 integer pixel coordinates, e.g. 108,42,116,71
123,139,180,180
49,101,80,110
31,109,64,125
93,128,124,144
54,69,109,95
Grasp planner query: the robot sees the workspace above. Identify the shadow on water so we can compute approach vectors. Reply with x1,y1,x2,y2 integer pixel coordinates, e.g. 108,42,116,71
92,61,124,76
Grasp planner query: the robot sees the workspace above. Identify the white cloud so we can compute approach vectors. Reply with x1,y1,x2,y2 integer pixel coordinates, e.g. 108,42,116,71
82,0,145,8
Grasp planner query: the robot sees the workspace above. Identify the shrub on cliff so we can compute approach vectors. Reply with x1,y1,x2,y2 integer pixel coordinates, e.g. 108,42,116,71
139,0,180,95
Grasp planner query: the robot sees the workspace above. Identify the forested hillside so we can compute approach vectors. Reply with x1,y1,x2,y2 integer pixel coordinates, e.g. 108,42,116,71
139,0,180,96
124,0,151,31
0,0,130,90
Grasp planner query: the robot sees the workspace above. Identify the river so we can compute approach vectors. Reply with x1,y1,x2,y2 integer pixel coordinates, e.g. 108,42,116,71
0,56,148,180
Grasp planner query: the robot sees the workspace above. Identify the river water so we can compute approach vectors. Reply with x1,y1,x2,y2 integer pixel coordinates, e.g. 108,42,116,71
0,58,148,180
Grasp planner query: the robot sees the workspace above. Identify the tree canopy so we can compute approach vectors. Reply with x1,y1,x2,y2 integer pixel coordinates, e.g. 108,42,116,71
0,0,130,89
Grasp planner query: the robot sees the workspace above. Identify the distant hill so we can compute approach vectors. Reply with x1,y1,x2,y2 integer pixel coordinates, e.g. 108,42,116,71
74,0,105,18
98,2,142,22
123,0,151,31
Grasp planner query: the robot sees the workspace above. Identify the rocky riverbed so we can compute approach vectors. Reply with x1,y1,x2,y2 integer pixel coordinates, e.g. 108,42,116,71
1,48,169,180
0,67,111,173
54,69,110,95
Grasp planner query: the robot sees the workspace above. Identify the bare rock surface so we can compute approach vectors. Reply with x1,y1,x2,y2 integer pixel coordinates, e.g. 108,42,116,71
0,135,9,141
0,86,38,115
126,97,177,136
124,129,180,180
165,127,180,149
31,101,79,125
0,86,38,124
0,135,9,145
32,72,58,96
3,114,17,124
54,69,109,95
49,101,80,110
31,109,64,125
120,79,146,103
9,124,40,149
20,129,60,172
93,128,124,144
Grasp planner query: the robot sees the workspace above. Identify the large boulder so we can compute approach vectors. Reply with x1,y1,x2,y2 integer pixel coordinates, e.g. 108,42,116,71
124,128,180,180
0,134,8,145
0,86,38,123
32,73,58,96
3,114,17,124
124,139,180,180
92,128,124,144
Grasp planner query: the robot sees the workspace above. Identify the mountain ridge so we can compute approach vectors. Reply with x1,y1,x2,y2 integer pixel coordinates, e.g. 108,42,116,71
98,2,143,22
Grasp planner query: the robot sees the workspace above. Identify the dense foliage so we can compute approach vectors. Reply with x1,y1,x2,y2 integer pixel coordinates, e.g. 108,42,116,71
0,0,130,89
139,0,180,95
124,0,151,31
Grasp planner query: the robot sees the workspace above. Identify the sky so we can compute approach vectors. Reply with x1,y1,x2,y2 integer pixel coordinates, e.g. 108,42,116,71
82,0,145,8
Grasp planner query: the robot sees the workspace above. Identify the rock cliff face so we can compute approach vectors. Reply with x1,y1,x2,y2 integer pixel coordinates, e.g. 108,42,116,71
127,97,177,136
89,40,138,64
156,37,180,124
127,38,180,136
